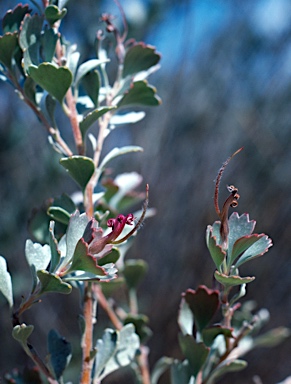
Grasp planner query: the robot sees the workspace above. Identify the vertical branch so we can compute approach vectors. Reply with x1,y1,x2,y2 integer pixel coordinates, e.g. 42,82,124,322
54,29,84,155
80,282,94,384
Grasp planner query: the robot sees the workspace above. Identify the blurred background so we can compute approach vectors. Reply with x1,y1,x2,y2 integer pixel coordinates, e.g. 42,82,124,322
0,0,291,383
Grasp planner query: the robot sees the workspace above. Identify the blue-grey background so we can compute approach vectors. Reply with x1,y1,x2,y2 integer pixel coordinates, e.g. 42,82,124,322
0,0,291,383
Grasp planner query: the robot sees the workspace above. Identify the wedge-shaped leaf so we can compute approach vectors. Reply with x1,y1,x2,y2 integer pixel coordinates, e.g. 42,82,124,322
202,326,233,347
206,225,225,270
178,334,209,377
81,70,100,107
122,42,161,78
47,329,72,379
99,146,143,170
234,235,272,268
95,324,140,381
19,14,43,72
51,193,76,214
178,298,194,336
44,5,67,26
80,107,116,138
117,80,161,108
227,213,256,263
12,324,34,343
25,239,51,290
207,359,247,383
151,357,174,384
123,259,148,289
67,239,107,276
2,4,31,33
60,156,95,190
0,33,18,70
75,59,109,87
229,234,265,266
214,271,255,287
94,328,118,379
41,28,58,62
184,286,220,333
37,270,72,294
25,239,51,272
98,248,120,267
29,63,73,104
0,256,13,307
49,221,61,273
170,359,191,384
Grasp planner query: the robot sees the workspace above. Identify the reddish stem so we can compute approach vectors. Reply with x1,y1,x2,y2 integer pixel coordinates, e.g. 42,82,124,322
80,282,94,384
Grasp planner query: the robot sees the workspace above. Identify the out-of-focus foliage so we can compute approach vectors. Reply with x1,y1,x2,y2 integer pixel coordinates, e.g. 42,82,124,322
1,0,291,383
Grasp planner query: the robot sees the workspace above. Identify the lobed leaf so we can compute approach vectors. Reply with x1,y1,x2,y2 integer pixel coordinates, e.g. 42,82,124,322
44,5,67,26
29,63,73,104
95,324,140,381
60,156,95,190
2,4,31,33
227,213,256,263
98,248,120,267
37,270,72,295
184,286,220,333
234,235,272,268
67,238,107,276
124,314,152,343
25,239,51,272
122,42,161,78
0,256,13,307
214,271,255,287
117,80,161,108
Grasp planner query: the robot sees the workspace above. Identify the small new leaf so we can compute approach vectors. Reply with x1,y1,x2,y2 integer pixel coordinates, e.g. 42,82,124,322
12,324,34,343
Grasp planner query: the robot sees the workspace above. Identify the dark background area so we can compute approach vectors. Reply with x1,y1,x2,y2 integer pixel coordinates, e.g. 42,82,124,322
0,0,290,383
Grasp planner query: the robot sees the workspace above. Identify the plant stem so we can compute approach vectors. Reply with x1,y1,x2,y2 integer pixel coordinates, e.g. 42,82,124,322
137,346,151,384
93,284,123,330
80,282,94,384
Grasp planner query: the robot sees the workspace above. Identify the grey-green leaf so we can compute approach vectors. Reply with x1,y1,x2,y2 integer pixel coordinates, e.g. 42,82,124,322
37,270,72,295
0,256,13,307
60,156,95,190
12,323,34,343
29,63,73,104
48,329,72,379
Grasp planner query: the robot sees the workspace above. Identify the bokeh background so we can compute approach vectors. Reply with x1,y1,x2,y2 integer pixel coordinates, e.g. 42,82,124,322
0,0,291,383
